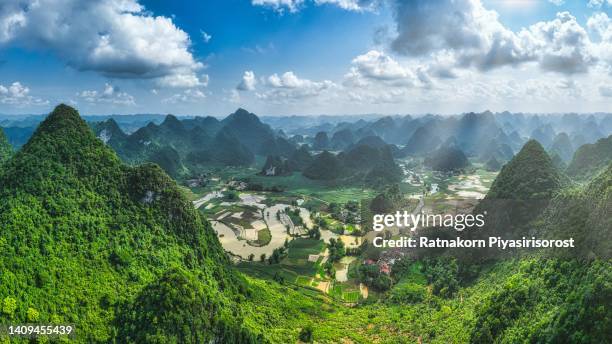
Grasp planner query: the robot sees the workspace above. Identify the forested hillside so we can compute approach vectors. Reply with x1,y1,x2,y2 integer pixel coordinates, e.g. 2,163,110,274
566,135,612,180
0,127,11,164
0,105,251,342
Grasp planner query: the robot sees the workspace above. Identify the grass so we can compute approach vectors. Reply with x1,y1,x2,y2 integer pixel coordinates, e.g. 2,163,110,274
343,291,360,303
256,227,271,246
329,284,361,303
329,284,344,299
208,166,377,204
287,238,325,259
295,276,312,286
236,239,325,281
236,262,298,282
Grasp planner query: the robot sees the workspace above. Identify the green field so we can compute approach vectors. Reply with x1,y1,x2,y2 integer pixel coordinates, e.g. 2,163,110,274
196,163,377,204
343,290,360,303
237,238,325,281
329,283,361,302
286,238,325,259
256,227,272,245
295,275,312,286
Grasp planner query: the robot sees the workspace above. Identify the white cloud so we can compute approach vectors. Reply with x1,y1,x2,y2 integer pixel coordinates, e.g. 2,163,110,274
0,0,202,87
588,0,612,8
157,73,209,88
386,0,609,75
314,0,379,11
525,12,595,75
390,0,535,71
237,71,257,91
251,0,304,13
201,30,212,43
257,71,336,102
252,0,378,12
341,50,441,103
344,50,415,86
162,88,207,104
548,0,564,6
0,81,48,106
77,83,135,105
588,12,612,73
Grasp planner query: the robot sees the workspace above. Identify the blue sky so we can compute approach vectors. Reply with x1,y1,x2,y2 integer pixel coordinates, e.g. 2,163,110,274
1,0,612,116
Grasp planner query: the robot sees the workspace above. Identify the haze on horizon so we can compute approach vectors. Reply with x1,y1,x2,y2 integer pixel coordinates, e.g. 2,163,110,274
1,0,612,116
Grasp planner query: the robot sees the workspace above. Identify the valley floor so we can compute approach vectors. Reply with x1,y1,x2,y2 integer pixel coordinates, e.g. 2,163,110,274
187,160,499,305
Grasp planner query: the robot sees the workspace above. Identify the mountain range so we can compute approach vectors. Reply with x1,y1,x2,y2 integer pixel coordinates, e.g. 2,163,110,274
91,109,294,178
0,104,609,342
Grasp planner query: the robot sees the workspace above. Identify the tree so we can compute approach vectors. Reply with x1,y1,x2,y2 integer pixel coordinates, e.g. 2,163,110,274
358,264,392,291
328,238,345,263
273,272,285,284
299,326,314,343
308,226,321,240
324,261,336,279
2,297,16,317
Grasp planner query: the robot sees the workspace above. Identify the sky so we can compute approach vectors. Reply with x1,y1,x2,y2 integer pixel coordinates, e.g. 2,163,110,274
1,0,612,116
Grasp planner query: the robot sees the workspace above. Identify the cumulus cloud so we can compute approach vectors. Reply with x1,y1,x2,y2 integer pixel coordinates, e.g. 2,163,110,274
0,0,203,87
526,12,595,74
314,0,379,11
344,50,415,87
389,0,536,71
253,0,379,12
342,51,428,104
256,71,336,102
0,81,48,106
77,84,135,105
385,0,609,75
252,0,304,13
162,89,207,104
237,71,257,91
588,12,612,73
588,0,612,8
157,74,209,88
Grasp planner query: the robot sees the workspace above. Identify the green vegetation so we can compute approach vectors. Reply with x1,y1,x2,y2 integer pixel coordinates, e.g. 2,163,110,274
487,140,564,200
550,132,574,162
259,155,292,176
358,264,392,291
0,127,12,165
566,135,612,180
256,227,272,246
424,146,469,172
327,238,346,263
1,106,609,343
303,151,342,180
485,156,502,171
303,144,402,188
287,238,324,260
92,108,297,179
0,105,245,341
285,207,304,228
